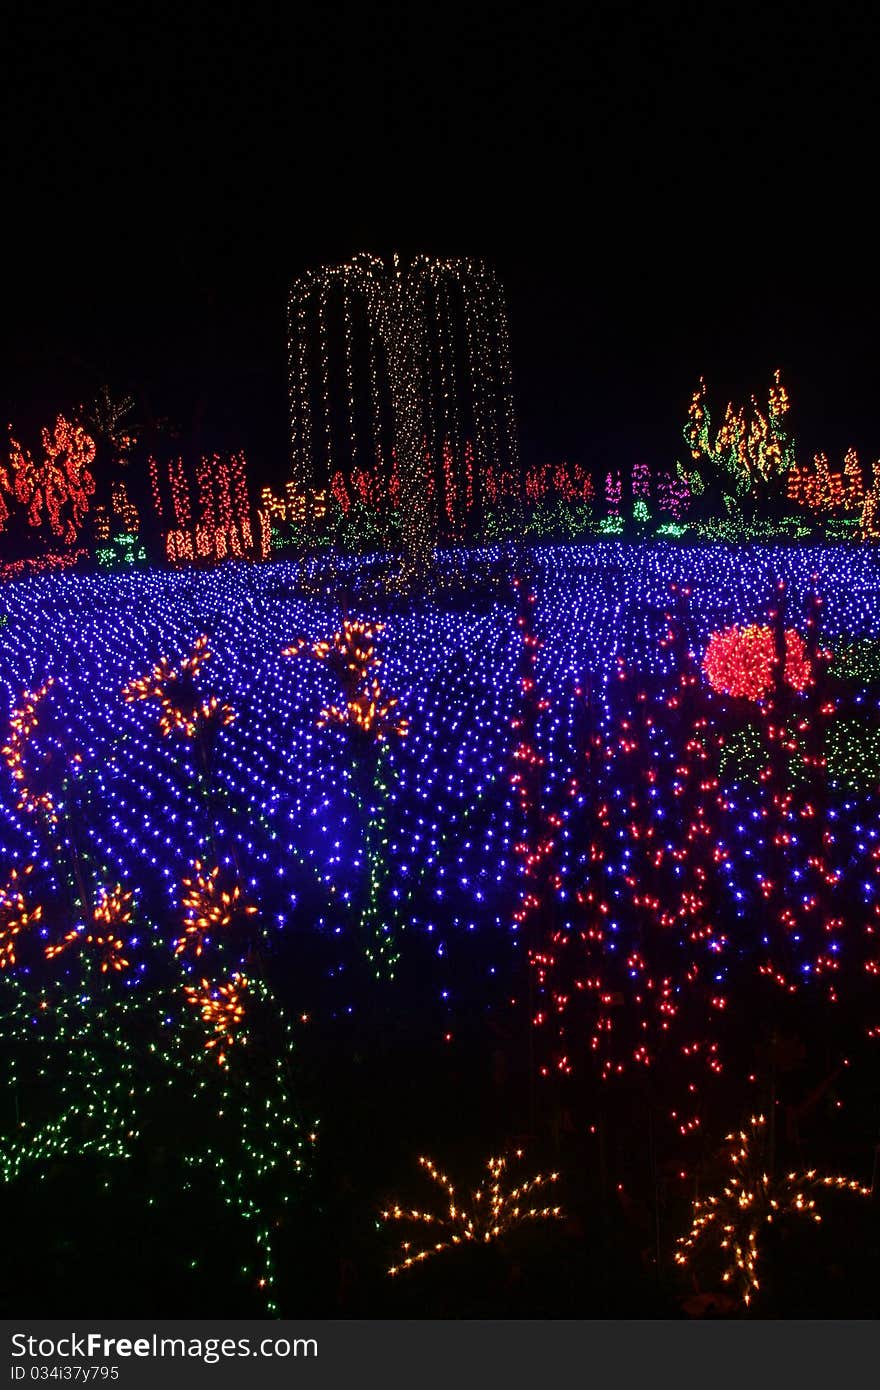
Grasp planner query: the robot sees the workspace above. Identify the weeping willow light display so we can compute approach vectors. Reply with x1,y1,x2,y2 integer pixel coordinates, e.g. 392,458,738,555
382,1150,563,1276
287,252,519,580
860,461,880,540
674,1114,870,1307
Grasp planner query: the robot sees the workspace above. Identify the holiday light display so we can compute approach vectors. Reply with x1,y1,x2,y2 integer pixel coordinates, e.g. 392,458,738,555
0,865,41,969
674,1114,870,1306
95,531,148,570
525,597,741,1125
657,469,691,520
1,679,60,823
184,972,248,1066
518,569,880,1142
121,634,236,741
150,453,259,564
268,443,512,553
382,1150,563,1275
0,624,313,1314
787,447,869,521
258,482,329,556
81,386,137,460
3,417,96,544
2,547,877,1014
2,361,875,570
604,470,622,517
1,912,310,1313
285,616,409,973
316,678,408,742
1,543,879,1311
288,254,518,578
177,970,312,1314
632,462,650,501
509,570,571,1026
518,461,597,540
45,925,131,974
0,979,145,1187
684,371,796,499
831,636,880,684
0,550,88,583
285,617,383,687
0,463,9,533
44,883,133,973
93,478,143,564
176,860,257,958
525,461,594,507
702,625,812,700
860,462,880,540
284,617,409,744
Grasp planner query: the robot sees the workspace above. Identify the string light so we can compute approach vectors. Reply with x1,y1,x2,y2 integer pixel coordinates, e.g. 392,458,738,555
0,865,41,969
121,635,236,741
288,253,519,580
684,371,796,499
153,453,260,565
184,972,249,1067
1,680,60,823
674,1114,870,1306
284,616,409,974
0,656,310,1314
382,1149,563,1276
703,625,813,700
1,542,878,1310
176,860,257,958
4,417,96,544
285,618,409,743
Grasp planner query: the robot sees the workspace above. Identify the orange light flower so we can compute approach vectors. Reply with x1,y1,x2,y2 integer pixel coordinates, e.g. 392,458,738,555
93,883,134,929
675,1114,870,1306
382,1150,563,1276
45,885,133,972
318,678,410,742
121,635,236,739
45,928,129,973
88,933,131,973
1,680,59,823
45,929,79,962
184,973,248,1066
283,618,385,691
285,619,408,742
174,860,257,957
0,865,43,969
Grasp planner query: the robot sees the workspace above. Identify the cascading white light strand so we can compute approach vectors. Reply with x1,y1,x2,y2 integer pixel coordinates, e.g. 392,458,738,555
286,253,520,577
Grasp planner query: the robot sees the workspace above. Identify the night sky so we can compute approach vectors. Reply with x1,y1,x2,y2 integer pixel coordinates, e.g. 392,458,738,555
6,3,878,489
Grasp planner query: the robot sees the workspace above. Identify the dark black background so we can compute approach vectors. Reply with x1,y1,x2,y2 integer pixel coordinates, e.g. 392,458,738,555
5,1,878,485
